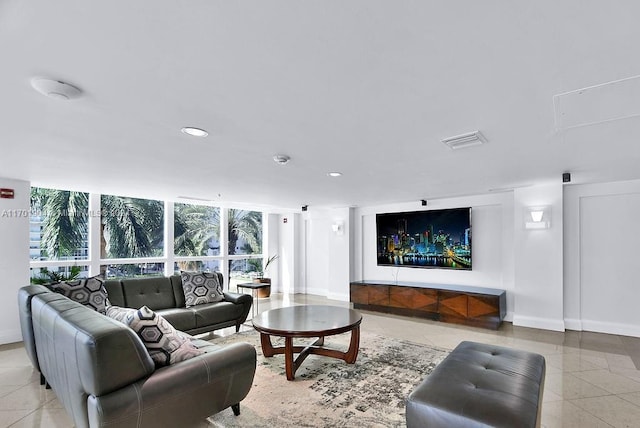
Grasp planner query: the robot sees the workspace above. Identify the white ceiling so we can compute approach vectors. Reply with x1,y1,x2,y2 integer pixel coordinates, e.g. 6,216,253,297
2,1,640,211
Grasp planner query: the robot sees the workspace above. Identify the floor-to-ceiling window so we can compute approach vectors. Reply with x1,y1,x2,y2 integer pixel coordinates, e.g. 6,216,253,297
100,194,165,278
174,202,221,274
227,209,263,291
29,187,266,290
29,188,90,282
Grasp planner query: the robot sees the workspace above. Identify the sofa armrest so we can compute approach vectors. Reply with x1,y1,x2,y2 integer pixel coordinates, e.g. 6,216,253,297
223,292,253,306
18,285,52,372
88,342,257,428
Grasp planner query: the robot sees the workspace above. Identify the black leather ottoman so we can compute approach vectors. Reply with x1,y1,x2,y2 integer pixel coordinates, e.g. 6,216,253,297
406,341,546,428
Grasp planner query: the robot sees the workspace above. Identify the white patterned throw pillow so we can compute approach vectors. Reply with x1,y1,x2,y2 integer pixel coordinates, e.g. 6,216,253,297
50,275,110,314
180,271,224,308
106,305,204,367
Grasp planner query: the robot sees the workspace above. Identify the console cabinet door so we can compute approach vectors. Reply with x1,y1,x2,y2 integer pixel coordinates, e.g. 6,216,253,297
389,287,438,314
467,294,501,325
438,291,468,320
350,284,389,306
350,284,369,305
368,284,389,306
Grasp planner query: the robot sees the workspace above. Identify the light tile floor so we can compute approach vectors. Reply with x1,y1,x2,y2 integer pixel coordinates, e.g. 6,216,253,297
2,293,640,427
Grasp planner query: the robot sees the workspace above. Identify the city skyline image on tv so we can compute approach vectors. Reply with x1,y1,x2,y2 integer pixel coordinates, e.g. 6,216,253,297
376,207,471,270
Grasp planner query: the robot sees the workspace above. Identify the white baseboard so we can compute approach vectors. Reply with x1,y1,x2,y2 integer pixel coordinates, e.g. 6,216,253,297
295,288,349,302
303,287,326,297
560,318,640,338
326,292,349,302
581,319,640,338
0,328,23,345
564,318,583,331
512,315,565,332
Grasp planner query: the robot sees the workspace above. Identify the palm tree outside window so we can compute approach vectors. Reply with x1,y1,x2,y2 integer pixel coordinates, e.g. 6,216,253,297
30,187,266,286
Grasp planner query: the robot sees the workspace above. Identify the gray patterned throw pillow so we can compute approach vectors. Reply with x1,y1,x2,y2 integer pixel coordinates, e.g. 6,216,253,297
180,271,224,307
50,275,110,314
106,305,204,367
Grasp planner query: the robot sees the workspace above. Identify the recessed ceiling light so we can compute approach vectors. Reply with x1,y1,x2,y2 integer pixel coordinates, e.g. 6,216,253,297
181,127,208,137
327,172,342,177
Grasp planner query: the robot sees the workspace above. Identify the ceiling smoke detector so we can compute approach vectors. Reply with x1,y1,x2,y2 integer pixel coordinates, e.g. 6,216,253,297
30,78,82,100
441,131,487,150
273,154,290,165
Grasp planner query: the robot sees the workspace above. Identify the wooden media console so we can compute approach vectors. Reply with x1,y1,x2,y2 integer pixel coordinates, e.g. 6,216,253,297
350,280,506,330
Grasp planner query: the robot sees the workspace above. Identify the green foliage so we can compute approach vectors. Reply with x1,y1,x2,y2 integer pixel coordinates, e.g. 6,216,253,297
101,195,164,258
228,209,262,255
174,203,220,257
31,188,88,259
31,188,164,260
31,266,82,285
247,258,262,273
247,254,278,278
264,254,278,273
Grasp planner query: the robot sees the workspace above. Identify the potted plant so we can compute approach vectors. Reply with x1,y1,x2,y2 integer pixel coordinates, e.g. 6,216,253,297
252,254,278,298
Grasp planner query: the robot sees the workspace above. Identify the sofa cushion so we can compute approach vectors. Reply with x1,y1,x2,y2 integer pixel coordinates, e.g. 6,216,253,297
120,277,176,311
155,307,197,332
106,305,203,367
180,271,224,307
50,275,110,314
103,280,125,307
192,301,242,328
169,274,187,307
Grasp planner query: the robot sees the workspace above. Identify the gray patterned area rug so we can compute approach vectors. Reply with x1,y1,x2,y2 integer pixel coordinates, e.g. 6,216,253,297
207,330,448,428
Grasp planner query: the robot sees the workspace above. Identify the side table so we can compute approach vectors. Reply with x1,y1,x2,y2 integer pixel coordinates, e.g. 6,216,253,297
237,282,271,319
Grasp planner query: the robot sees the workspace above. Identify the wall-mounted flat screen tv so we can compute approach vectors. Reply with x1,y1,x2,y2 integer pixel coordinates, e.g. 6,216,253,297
376,207,472,270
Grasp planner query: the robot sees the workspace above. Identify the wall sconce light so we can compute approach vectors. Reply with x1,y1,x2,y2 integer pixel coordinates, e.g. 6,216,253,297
331,220,344,236
524,206,550,229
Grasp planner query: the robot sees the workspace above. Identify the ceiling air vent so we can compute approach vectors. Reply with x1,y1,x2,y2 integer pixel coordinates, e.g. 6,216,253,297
441,131,486,150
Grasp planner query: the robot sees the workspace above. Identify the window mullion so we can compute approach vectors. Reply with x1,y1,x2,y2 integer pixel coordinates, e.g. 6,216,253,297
164,200,174,276
220,207,228,286
88,193,101,276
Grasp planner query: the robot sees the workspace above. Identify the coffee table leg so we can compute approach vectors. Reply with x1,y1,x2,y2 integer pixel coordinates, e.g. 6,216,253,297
345,325,360,363
260,333,277,357
284,336,294,380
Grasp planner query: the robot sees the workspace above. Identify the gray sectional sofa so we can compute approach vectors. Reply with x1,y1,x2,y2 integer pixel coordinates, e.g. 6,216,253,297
18,283,257,428
104,273,253,335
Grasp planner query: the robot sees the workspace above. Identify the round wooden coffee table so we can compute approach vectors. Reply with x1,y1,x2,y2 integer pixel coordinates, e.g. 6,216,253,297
252,305,363,380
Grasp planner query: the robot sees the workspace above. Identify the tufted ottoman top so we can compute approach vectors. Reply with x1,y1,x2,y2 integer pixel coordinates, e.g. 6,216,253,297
406,340,546,428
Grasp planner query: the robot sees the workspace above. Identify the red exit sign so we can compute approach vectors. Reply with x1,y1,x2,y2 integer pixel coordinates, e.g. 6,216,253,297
0,188,15,199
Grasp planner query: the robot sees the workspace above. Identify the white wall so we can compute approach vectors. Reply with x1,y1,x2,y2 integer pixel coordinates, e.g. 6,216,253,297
304,211,330,296
0,177,30,344
276,213,301,294
564,179,640,337
512,184,565,331
301,207,351,299
265,213,280,292
327,207,351,301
